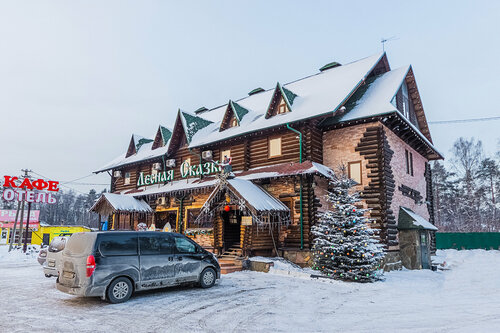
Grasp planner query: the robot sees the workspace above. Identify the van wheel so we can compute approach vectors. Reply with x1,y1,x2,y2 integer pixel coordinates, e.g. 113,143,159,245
199,268,216,288
107,277,133,303
44,274,51,278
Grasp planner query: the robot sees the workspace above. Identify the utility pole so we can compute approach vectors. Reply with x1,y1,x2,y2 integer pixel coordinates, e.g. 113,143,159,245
16,169,31,248
22,201,32,253
8,201,21,252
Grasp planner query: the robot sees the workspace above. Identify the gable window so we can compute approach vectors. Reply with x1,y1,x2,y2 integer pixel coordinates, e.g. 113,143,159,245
124,172,131,185
278,98,288,115
348,161,362,185
405,149,414,176
230,117,238,128
401,82,410,119
269,137,282,158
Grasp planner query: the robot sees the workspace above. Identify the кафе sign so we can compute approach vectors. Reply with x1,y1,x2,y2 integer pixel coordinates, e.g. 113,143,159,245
2,176,59,204
137,160,222,186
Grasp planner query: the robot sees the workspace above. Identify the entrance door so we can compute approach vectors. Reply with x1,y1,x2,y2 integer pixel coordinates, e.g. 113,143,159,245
222,210,240,250
420,231,430,269
0,229,7,244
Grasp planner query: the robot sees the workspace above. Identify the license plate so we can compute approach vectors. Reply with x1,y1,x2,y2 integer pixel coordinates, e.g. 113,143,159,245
63,271,74,279
48,261,55,267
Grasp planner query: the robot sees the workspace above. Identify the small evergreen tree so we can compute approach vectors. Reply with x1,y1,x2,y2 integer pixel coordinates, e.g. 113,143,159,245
312,175,385,282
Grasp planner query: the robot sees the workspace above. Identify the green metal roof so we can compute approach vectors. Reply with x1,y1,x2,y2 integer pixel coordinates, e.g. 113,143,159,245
231,101,250,122
319,61,342,72
181,111,213,143
281,86,298,106
248,87,265,96
159,126,172,144
135,137,153,151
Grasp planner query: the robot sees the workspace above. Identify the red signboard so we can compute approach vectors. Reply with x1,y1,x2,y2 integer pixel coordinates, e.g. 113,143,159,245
0,221,40,229
2,175,59,204
0,210,40,223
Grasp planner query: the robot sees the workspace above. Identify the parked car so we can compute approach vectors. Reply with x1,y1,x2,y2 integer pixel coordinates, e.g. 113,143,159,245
43,236,69,277
56,231,220,303
37,247,48,266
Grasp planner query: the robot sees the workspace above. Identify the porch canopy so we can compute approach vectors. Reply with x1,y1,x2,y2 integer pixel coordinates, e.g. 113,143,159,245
90,193,153,216
196,175,291,228
397,207,438,231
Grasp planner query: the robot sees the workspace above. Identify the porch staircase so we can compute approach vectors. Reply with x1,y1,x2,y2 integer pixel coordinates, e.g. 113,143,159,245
218,246,244,274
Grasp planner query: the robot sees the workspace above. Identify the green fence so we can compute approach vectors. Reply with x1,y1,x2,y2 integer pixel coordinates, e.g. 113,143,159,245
436,232,500,250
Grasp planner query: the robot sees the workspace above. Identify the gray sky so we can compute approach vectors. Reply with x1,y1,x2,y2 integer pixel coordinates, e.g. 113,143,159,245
1,0,499,194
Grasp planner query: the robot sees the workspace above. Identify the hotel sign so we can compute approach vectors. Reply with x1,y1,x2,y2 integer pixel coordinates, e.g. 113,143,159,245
2,176,59,204
137,161,222,187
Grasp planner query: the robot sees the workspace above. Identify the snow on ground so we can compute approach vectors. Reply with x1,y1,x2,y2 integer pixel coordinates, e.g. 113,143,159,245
1,247,499,333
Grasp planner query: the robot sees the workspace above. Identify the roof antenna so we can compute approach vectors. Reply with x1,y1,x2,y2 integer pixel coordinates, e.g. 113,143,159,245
381,36,399,51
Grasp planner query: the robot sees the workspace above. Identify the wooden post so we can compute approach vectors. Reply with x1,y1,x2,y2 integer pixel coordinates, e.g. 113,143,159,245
17,200,26,246
8,201,21,252
22,202,32,253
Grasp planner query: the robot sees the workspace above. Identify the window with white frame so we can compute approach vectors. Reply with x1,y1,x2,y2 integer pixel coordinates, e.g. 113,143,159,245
269,137,282,158
348,161,362,184
124,172,131,185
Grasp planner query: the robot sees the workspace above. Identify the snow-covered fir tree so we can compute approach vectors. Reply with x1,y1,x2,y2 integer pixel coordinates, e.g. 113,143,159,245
312,175,385,282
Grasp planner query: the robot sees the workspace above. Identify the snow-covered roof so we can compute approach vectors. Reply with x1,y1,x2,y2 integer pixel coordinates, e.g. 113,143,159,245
96,53,391,172
398,207,438,231
95,126,173,173
236,161,335,181
90,193,153,214
227,178,289,212
339,66,409,122
188,52,385,148
321,65,442,158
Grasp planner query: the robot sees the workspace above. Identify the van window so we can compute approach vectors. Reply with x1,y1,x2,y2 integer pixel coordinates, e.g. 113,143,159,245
174,237,196,254
49,237,67,253
99,234,138,256
139,234,174,255
159,234,174,255
139,236,160,255
64,233,95,256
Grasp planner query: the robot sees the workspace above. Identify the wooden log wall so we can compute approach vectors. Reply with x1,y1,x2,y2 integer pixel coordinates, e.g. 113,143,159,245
303,121,323,164
425,162,437,254
246,226,280,256
249,130,300,169
213,214,223,249
355,125,398,247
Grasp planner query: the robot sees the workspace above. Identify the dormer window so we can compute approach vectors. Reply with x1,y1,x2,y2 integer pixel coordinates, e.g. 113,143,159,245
278,101,287,114
230,117,238,128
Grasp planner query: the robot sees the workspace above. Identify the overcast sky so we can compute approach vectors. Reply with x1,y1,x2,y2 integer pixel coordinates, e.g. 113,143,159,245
1,0,499,194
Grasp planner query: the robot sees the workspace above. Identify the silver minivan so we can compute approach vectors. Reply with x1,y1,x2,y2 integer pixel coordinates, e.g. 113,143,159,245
56,231,220,303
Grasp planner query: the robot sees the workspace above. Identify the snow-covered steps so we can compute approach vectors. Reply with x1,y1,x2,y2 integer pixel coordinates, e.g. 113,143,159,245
219,247,244,274
219,258,243,274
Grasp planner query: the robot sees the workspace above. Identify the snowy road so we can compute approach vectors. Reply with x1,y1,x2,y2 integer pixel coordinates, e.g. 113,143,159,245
1,249,500,333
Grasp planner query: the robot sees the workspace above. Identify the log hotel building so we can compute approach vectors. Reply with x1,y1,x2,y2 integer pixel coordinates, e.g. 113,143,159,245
92,52,442,270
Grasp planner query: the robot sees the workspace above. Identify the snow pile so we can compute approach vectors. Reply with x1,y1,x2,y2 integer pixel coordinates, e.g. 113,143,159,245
249,256,315,278
1,249,500,332
0,245,40,264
